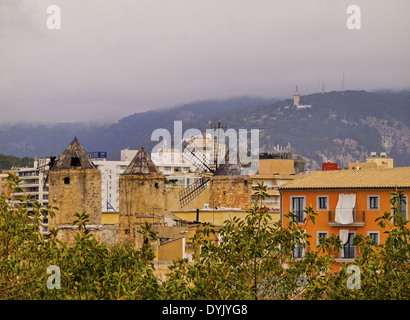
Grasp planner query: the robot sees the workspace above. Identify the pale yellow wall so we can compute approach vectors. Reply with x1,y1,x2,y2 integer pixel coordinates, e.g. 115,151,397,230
349,162,377,170
171,209,280,226
258,159,294,175
102,212,119,224
164,186,212,212
158,237,185,261
365,157,393,168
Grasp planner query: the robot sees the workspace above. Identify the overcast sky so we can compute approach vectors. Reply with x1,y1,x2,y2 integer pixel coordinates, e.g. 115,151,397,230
0,0,409,124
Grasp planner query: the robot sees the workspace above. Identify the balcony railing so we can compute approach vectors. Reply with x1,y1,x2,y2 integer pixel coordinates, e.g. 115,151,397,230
328,209,365,226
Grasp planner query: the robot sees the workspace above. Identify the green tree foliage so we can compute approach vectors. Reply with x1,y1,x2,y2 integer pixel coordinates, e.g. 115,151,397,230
0,176,408,299
0,153,34,170
0,173,160,299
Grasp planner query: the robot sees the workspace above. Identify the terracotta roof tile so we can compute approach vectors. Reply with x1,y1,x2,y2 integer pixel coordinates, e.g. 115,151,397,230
278,167,410,190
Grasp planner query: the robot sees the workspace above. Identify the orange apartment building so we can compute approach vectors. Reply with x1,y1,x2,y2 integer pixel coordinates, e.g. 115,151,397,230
278,167,410,267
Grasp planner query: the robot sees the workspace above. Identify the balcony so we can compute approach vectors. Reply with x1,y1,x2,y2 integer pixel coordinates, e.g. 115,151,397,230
328,209,365,227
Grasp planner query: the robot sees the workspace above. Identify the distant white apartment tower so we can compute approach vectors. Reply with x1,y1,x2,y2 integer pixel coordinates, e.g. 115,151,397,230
93,159,130,212
10,157,50,234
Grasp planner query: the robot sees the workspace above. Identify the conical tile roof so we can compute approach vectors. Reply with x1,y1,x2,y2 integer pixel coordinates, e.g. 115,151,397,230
52,137,96,170
123,147,160,175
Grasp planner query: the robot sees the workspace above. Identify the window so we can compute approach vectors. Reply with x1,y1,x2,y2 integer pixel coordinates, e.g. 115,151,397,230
164,167,171,171
317,196,328,210
392,195,407,220
317,231,328,245
291,196,305,223
293,241,304,258
342,232,356,259
70,157,81,167
368,232,379,245
63,177,70,184
368,195,379,210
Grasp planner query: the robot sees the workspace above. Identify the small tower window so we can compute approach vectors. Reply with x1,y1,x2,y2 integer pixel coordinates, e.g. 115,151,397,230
154,182,159,188
64,177,70,184
70,157,81,167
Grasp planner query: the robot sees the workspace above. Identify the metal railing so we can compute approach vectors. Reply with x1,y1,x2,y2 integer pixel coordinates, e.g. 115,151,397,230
328,209,365,224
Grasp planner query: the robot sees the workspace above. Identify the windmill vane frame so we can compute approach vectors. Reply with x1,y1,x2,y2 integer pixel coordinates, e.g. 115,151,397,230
178,121,227,208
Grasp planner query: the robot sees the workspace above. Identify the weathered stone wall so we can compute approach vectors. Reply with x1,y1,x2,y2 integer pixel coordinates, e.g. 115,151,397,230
118,173,252,243
210,176,252,209
49,169,102,230
55,226,102,243
101,224,119,245
118,174,165,242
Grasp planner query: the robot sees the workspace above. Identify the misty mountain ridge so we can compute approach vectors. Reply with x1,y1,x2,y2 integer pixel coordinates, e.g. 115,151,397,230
0,90,409,170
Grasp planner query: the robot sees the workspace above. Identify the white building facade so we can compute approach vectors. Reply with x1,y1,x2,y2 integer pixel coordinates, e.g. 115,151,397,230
10,157,50,234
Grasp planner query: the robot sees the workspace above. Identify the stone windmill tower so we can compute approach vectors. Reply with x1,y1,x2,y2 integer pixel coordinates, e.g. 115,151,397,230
118,147,165,244
48,137,102,243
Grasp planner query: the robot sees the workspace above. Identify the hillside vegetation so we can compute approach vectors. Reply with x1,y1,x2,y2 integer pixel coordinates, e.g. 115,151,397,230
0,90,409,169
0,153,34,170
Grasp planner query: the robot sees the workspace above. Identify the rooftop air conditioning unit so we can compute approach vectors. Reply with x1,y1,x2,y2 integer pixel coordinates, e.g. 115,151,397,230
380,152,387,158
370,152,377,157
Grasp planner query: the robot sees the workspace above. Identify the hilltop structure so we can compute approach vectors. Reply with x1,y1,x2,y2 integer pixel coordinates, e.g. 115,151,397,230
293,85,301,107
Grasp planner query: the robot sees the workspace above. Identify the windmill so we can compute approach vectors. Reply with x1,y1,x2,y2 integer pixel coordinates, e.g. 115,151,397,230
178,121,229,208
40,156,56,189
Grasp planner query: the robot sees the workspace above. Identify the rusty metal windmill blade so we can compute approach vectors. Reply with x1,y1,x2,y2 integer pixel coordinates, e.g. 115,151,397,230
179,177,210,208
182,147,212,173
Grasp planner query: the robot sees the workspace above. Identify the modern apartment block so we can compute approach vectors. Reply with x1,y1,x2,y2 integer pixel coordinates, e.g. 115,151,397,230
249,146,306,218
8,157,50,234
349,151,394,170
93,159,130,212
0,173,8,196
279,167,410,268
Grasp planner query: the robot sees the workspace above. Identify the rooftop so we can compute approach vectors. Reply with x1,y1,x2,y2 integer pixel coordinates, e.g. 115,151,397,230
122,147,161,175
52,137,96,170
278,167,410,190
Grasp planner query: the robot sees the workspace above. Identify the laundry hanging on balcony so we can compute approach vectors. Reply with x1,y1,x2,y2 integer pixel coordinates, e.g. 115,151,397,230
335,193,356,224
339,229,349,244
